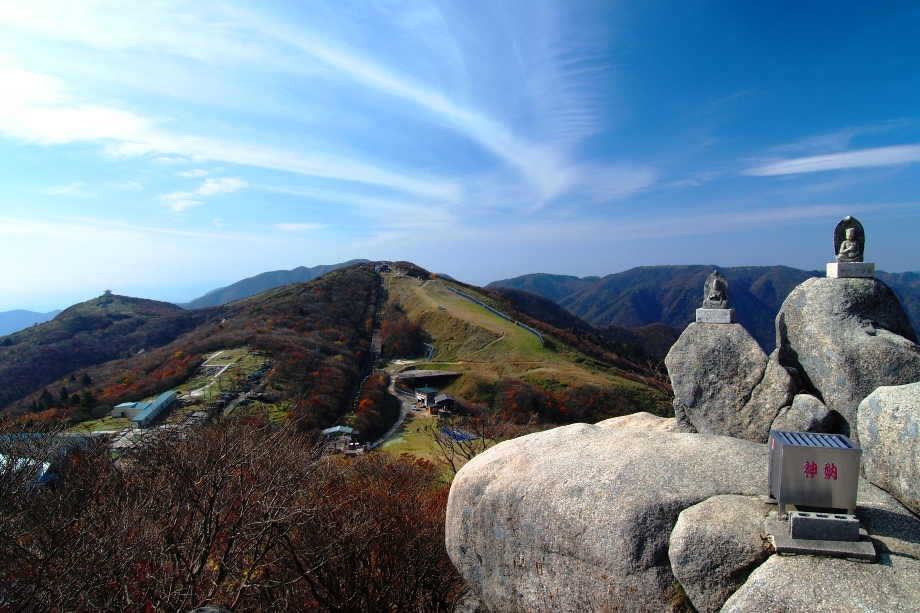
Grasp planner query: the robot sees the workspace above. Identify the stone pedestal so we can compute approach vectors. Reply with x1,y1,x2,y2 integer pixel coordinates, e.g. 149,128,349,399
789,511,860,541
696,308,735,323
827,262,875,278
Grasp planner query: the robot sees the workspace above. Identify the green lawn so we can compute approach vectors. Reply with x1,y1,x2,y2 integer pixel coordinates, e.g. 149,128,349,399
379,410,439,461
70,415,130,432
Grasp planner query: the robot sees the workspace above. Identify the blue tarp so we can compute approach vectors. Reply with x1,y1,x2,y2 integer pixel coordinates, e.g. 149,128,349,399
440,427,472,442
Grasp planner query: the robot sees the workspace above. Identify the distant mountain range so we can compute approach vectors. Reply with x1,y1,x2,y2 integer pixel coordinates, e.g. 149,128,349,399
489,266,920,353
178,259,369,309
0,309,62,336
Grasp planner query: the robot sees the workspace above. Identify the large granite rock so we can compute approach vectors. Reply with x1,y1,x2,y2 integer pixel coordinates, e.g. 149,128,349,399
770,393,835,433
445,425,767,613
595,411,677,431
720,553,920,612
858,383,920,515
776,277,920,441
666,323,795,442
668,495,772,613
856,479,920,561
719,478,920,612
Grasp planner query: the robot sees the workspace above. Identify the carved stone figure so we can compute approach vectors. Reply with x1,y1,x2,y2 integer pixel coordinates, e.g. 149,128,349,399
834,216,865,263
703,270,729,309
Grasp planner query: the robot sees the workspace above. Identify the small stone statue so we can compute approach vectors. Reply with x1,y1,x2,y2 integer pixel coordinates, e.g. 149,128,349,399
702,270,729,309
834,216,865,263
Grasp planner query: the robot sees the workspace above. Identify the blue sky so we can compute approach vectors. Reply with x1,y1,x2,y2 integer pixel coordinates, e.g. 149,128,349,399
1,1,919,311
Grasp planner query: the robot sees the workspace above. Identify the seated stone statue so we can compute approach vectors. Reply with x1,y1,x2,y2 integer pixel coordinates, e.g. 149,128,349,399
702,270,729,309
837,228,863,263
833,216,865,264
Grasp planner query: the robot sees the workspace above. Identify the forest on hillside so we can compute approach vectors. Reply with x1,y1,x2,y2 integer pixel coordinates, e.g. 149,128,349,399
3,267,381,434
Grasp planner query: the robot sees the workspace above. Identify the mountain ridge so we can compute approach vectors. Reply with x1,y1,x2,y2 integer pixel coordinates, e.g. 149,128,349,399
0,309,63,336
179,259,369,309
490,265,920,352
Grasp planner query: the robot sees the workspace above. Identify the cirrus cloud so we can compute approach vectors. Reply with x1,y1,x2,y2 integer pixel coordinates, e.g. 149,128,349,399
159,177,246,212
745,144,920,176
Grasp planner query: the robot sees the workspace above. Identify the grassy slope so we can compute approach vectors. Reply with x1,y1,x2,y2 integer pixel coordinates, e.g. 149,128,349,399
388,276,663,402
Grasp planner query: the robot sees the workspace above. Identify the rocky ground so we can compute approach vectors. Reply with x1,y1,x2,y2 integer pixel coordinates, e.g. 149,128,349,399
445,274,920,612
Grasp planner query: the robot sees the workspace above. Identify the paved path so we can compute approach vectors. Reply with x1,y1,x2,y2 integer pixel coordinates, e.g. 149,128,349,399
370,366,417,448
188,362,235,398
201,350,225,366
222,380,268,418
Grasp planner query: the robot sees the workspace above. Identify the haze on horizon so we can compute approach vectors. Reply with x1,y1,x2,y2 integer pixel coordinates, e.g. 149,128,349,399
1,1,918,312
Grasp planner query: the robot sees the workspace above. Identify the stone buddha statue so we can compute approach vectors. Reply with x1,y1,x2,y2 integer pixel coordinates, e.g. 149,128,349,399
834,217,865,264
703,270,729,309
837,228,863,263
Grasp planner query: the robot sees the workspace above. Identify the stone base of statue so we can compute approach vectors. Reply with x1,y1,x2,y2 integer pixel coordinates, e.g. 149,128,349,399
696,308,735,324
827,262,875,279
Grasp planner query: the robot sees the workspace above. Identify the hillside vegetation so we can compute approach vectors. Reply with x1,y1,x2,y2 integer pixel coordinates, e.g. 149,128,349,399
2,266,380,431
0,295,219,411
384,272,670,423
0,421,459,611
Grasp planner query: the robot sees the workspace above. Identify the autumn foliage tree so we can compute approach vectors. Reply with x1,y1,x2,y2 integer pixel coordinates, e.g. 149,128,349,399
0,419,461,612
381,305,420,358
7,267,381,434
352,372,401,442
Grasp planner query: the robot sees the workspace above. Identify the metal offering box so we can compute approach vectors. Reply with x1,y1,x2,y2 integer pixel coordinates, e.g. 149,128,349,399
768,431,861,515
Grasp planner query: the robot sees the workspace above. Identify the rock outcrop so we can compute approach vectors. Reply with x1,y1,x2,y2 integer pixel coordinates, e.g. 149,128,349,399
721,553,920,612
710,478,920,613
595,411,677,431
858,382,920,515
770,393,835,433
856,479,920,561
666,323,795,442
445,424,767,613
668,495,772,613
776,277,920,441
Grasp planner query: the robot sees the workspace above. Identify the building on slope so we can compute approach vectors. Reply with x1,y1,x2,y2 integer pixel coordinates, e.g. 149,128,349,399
112,391,178,428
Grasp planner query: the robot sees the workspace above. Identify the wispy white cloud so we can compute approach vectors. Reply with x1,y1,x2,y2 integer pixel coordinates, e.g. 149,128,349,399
0,214,243,242
159,192,202,212
256,22,580,202
160,177,246,212
264,184,456,222
179,168,209,178
0,59,462,202
745,144,920,176
103,179,143,190
153,156,189,165
0,4,651,210
197,177,245,196
45,181,84,195
447,202,919,247
276,222,326,232
0,60,150,144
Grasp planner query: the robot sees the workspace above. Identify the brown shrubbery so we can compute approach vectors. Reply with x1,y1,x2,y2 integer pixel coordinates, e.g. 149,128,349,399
462,376,667,425
381,306,420,358
0,420,460,612
352,373,401,442
8,268,380,434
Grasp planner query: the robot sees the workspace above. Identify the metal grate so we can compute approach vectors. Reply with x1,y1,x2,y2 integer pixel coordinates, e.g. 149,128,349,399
772,431,855,449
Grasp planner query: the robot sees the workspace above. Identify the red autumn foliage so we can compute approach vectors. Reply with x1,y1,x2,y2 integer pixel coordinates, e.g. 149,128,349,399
0,420,461,612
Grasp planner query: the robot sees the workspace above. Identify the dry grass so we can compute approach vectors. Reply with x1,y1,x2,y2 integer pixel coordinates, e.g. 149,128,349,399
388,276,660,397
